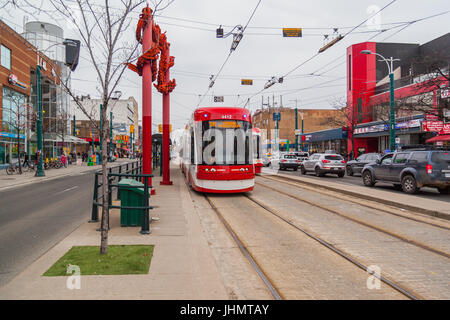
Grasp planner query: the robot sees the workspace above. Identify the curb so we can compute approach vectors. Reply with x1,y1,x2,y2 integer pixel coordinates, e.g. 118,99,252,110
274,172,450,221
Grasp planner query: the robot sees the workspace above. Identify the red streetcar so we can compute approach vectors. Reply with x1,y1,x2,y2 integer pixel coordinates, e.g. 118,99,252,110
181,107,255,193
253,127,263,174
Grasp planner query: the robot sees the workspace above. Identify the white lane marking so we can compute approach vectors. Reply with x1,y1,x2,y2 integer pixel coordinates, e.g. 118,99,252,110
55,186,79,195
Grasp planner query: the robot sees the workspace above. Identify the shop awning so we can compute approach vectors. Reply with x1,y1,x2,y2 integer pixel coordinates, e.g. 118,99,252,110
426,135,450,143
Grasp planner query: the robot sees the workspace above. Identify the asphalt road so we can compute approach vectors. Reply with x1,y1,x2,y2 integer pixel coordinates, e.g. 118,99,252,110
0,171,95,287
271,167,450,203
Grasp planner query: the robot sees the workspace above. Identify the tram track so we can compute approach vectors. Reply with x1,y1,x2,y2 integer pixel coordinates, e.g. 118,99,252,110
259,174,450,231
202,192,420,300
259,174,450,222
256,177,450,260
242,193,422,300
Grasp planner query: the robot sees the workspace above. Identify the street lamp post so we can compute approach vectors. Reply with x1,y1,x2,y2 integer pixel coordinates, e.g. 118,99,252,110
35,65,45,177
360,50,400,151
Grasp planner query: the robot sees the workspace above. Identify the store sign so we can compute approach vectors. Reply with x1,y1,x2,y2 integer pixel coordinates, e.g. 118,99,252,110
423,120,444,132
426,114,439,121
0,132,26,139
8,74,28,90
354,119,421,135
441,87,449,99
304,134,312,141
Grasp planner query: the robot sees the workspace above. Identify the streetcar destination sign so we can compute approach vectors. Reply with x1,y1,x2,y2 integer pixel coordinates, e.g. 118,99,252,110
241,79,253,85
282,28,302,37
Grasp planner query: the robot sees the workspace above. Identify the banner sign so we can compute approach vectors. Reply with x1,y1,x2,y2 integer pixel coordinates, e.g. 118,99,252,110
0,132,26,139
354,119,421,135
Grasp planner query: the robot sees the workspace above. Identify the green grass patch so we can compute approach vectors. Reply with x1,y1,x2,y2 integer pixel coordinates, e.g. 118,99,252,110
43,245,154,276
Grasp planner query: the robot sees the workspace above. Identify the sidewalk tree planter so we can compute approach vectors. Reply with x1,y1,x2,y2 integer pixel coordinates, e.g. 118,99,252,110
43,245,154,276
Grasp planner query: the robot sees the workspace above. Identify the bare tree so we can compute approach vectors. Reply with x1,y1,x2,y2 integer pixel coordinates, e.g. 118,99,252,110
5,0,179,254
330,97,372,160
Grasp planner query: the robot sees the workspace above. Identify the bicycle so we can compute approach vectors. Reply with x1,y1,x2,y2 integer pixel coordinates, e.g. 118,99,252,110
6,162,23,175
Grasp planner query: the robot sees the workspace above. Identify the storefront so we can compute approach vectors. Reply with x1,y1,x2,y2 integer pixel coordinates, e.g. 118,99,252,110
1,19,61,166
352,115,435,153
304,128,348,156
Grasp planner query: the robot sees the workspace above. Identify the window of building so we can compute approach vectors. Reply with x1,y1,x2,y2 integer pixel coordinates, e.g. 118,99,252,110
1,45,11,69
348,54,351,91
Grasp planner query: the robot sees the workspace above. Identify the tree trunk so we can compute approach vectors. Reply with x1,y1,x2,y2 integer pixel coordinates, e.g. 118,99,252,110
100,103,109,254
17,127,22,174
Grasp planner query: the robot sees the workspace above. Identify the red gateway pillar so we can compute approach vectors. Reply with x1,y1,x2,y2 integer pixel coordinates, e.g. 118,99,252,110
142,11,155,194
160,44,173,185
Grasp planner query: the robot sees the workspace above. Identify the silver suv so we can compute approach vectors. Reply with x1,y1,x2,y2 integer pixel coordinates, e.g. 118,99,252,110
300,153,346,177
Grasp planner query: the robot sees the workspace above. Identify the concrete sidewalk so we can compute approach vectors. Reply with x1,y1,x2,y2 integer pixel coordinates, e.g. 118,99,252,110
271,171,450,220
0,165,228,299
0,158,132,191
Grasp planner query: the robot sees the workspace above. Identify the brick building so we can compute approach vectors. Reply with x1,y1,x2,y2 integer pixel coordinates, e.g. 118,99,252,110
252,107,346,152
0,19,60,165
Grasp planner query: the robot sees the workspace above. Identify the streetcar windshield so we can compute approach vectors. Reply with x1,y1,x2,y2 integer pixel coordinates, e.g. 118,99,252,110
202,120,252,165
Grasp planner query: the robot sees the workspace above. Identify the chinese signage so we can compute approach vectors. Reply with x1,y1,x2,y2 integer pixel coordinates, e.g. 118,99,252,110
441,87,449,99
423,121,450,134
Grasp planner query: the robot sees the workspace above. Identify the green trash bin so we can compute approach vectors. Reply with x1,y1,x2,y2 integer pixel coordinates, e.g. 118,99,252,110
118,179,150,227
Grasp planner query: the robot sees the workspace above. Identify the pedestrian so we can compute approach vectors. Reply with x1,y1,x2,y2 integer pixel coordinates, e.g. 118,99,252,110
23,152,29,168
61,153,67,168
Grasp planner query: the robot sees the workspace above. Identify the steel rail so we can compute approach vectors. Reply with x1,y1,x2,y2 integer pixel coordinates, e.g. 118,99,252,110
203,195,283,300
260,174,450,230
255,179,450,260
243,194,422,300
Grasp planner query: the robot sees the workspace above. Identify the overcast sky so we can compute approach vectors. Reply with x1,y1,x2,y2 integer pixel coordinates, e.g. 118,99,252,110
2,0,449,130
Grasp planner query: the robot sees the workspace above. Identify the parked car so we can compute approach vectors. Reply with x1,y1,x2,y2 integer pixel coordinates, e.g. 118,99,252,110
361,146,450,194
300,153,346,177
346,153,382,176
270,153,300,171
294,151,309,163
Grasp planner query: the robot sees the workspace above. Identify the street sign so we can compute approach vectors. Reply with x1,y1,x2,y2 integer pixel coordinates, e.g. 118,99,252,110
241,79,253,85
273,112,281,121
282,28,302,37
214,96,224,103
295,129,302,135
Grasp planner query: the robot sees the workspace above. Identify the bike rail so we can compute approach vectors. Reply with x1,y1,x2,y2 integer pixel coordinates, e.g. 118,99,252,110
90,160,153,234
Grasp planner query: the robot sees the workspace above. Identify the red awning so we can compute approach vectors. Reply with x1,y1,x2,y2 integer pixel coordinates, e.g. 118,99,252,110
426,135,450,143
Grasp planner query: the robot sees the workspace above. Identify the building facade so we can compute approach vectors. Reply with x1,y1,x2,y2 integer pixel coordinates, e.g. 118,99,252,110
346,33,450,154
252,107,346,152
0,19,61,165
71,97,140,156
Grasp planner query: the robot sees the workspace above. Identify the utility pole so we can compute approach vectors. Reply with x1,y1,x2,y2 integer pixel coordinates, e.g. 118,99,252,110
35,65,45,177
294,99,298,151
